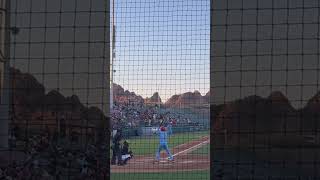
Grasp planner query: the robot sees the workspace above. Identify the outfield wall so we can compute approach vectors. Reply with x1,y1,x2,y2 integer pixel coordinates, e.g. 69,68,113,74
122,125,209,138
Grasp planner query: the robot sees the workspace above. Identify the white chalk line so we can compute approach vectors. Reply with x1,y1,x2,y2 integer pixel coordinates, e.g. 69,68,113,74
131,137,210,163
173,136,209,149
172,139,209,157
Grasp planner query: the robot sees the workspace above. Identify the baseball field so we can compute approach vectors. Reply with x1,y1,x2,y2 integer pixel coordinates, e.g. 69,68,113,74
111,170,210,180
111,131,210,180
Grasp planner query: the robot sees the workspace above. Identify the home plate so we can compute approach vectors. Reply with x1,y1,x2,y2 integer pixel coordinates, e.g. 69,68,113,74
159,160,168,163
181,160,194,164
152,159,175,164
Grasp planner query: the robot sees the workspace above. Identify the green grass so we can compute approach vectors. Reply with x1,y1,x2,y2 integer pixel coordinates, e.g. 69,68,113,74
125,131,208,155
111,170,210,180
190,144,209,155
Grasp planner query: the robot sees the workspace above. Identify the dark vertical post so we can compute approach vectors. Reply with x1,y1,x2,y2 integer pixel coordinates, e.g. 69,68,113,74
0,0,10,149
96,0,110,179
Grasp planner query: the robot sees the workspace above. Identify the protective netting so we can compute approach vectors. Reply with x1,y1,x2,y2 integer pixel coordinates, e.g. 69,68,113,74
1,0,109,179
211,0,320,179
2,0,318,179
110,0,210,180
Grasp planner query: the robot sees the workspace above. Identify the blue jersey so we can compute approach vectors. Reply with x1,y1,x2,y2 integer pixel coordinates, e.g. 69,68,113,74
167,124,173,135
158,130,168,145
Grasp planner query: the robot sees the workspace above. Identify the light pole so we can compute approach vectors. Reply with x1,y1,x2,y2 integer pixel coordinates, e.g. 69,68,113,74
110,0,116,112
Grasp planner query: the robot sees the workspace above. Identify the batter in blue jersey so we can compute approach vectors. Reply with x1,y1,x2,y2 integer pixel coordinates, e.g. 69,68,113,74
155,126,174,161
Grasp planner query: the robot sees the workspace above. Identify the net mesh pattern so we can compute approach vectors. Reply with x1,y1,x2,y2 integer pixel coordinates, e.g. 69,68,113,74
1,0,318,179
0,0,110,179
211,0,320,179
110,0,210,180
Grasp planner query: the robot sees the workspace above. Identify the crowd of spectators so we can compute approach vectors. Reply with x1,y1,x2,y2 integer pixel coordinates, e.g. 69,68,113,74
0,132,108,179
111,102,191,129
0,102,195,179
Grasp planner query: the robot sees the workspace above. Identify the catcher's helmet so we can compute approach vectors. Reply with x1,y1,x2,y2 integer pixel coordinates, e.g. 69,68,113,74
123,140,129,145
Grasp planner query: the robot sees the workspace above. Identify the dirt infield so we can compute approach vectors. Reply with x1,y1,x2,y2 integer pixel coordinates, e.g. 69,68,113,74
111,136,210,173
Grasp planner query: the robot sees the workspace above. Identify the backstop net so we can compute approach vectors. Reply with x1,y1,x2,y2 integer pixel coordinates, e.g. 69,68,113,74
110,0,210,180
211,0,320,179
1,0,110,179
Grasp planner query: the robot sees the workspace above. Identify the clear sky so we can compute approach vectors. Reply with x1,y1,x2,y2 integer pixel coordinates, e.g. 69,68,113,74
112,0,210,102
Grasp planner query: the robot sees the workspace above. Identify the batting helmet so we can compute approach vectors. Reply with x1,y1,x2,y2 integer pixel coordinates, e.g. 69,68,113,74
160,126,166,131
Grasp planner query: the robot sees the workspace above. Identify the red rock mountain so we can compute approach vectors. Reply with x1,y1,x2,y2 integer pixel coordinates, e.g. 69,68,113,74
165,90,210,108
113,83,144,105
144,92,162,105
11,67,108,139
113,83,210,107
212,91,320,148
